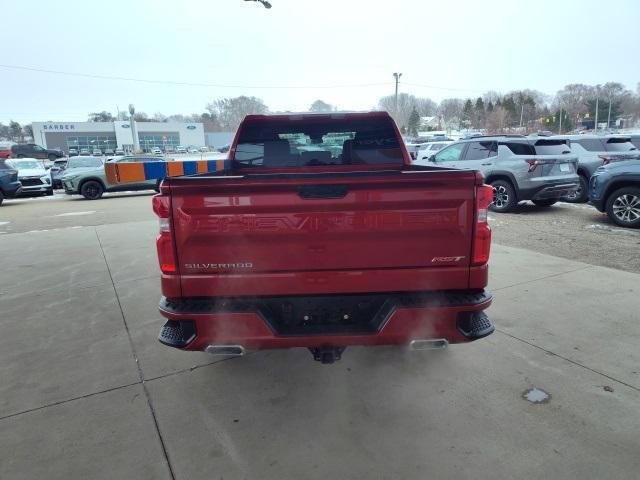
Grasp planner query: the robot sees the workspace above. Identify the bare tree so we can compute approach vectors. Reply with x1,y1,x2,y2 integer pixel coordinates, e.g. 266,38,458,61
378,93,419,130
485,107,509,133
414,97,437,117
88,111,115,122
553,84,594,120
22,124,33,139
482,91,501,105
206,96,268,130
438,98,464,127
133,112,150,122
9,121,22,141
152,112,168,122
309,100,334,112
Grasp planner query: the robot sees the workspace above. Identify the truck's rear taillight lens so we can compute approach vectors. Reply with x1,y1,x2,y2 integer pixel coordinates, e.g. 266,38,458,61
152,194,176,274
472,185,492,266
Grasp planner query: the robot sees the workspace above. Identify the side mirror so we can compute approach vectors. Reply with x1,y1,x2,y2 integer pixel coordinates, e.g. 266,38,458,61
428,155,437,162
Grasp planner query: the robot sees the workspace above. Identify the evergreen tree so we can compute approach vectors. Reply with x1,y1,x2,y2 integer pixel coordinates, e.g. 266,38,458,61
407,107,420,136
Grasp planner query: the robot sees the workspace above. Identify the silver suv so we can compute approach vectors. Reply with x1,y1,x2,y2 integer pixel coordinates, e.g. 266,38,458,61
420,136,579,212
553,135,640,202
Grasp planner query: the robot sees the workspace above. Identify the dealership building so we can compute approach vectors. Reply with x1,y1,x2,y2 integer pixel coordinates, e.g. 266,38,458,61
31,121,205,153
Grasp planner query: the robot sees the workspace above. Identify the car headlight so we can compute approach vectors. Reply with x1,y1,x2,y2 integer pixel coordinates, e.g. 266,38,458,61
42,176,51,184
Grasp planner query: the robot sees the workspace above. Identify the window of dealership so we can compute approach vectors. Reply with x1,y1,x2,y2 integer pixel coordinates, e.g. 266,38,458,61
138,133,180,150
66,135,118,151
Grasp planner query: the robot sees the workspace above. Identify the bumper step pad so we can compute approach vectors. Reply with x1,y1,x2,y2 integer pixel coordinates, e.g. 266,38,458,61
158,320,196,348
457,311,494,339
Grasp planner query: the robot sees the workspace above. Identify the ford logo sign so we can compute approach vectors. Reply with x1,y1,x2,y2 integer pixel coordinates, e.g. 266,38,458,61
186,125,196,130
121,124,130,128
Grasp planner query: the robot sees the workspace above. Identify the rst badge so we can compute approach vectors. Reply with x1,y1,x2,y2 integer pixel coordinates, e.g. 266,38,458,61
431,256,466,263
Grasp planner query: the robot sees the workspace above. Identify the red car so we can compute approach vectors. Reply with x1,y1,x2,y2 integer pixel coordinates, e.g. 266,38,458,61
0,144,12,159
153,111,493,363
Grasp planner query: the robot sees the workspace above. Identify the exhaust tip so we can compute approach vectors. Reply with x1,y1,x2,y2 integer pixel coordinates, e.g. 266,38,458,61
409,339,449,351
205,344,246,356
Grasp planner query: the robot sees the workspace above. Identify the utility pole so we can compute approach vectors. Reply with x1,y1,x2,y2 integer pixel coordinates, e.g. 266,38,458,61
607,94,612,130
393,72,402,115
519,103,524,128
558,107,562,134
594,97,599,132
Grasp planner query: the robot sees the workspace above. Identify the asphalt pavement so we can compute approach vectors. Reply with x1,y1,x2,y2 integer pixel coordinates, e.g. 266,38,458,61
0,194,639,479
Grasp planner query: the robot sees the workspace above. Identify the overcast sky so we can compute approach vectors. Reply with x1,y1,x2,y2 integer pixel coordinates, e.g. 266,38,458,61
1,0,638,124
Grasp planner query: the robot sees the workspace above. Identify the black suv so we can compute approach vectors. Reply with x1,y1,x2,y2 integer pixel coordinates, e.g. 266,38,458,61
0,159,23,205
11,143,64,161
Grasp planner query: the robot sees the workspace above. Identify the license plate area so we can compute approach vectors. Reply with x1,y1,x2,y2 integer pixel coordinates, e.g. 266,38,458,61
259,295,392,335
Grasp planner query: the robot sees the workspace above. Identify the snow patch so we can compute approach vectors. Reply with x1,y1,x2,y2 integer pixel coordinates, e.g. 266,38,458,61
585,224,640,236
55,211,96,217
523,388,550,404
0,221,10,226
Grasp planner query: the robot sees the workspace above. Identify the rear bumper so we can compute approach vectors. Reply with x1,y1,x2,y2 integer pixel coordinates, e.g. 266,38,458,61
519,180,579,201
157,290,493,351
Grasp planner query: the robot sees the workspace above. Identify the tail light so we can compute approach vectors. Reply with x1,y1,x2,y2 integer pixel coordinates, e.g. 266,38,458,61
525,159,555,172
598,155,613,165
472,184,492,266
152,194,177,274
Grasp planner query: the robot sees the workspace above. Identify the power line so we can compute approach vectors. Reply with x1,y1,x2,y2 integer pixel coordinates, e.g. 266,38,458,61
403,82,485,93
0,64,392,90
0,64,490,94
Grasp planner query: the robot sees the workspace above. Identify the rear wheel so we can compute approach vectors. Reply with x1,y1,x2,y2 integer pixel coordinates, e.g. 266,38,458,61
80,180,104,200
0,190,4,206
532,199,557,207
45,189,54,196
605,187,640,228
563,174,588,203
489,180,517,213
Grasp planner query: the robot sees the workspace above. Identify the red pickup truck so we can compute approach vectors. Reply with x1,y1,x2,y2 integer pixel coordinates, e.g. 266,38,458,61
153,111,493,363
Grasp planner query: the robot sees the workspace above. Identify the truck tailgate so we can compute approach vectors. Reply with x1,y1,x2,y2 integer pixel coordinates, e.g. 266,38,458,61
168,169,478,295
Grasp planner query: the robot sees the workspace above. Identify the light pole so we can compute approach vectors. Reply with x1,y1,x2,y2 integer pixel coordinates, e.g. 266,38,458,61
607,94,612,130
594,97,599,132
393,72,402,115
558,107,563,134
129,104,139,152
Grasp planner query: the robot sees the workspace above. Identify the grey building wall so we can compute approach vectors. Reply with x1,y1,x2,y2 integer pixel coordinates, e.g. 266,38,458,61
204,132,234,148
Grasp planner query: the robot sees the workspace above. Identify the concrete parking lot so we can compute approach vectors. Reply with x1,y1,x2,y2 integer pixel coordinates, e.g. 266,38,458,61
0,193,639,479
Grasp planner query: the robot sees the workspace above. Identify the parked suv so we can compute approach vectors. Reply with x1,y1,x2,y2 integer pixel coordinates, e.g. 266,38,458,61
555,135,640,202
590,160,640,228
11,143,64,161
426,136,579,212
6,158,53,196
0,159,22,205
61,155,161,200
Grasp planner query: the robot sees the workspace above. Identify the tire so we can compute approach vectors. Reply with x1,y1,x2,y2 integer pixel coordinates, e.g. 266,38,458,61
46,189,54,196
605,187,640,228
80,180,104,200
489,180,517,213
532,199,557,207
0,190,4,206
563,174,588,203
